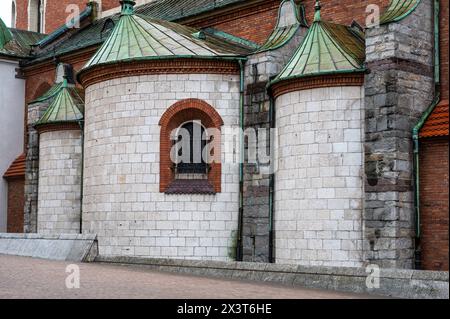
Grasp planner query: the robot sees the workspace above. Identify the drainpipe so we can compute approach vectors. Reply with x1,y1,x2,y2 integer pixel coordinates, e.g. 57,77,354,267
78,119,85,234
236,59,246,261
412,0,440,266
268,90,276,263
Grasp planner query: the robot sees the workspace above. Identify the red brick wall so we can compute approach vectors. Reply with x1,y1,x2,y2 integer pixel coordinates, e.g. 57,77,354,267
6,178,25,233
14,0,119,34
193,0,280,45
190,0,389,45
302,0,390,26
440,0,448,100
14,0,28,30
419,138,449,271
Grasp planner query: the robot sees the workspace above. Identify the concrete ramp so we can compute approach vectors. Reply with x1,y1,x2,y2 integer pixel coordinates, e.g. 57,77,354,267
0,233,98,262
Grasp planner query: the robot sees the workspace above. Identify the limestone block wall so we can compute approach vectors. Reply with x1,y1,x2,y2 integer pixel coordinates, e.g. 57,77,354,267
364,0,435,269
82,74,241,261
274,86,365,267
37,130,82,234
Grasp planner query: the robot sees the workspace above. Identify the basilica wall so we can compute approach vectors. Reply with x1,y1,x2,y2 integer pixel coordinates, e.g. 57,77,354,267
82,73,241,260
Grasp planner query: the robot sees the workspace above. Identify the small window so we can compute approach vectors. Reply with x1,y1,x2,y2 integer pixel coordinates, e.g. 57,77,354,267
28,0,44,33
174,121,209,175
159,99,224,194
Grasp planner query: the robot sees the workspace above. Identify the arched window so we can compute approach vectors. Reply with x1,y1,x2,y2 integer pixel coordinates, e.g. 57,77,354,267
11,1,16,28
28,0,44,33
159,99,224,194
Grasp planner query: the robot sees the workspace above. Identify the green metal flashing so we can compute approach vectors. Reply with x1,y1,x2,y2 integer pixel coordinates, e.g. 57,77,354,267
35,79,84,127
0,18,13,49
256,0,307,53
202,28,259,50
35,4,94,48
380,0,421,24
270,1,365,86
412,0,440,239
82,2,249,72
121,0,136,15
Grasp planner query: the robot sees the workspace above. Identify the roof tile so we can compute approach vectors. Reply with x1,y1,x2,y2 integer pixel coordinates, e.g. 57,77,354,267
3,154,26,179
420,100,449,138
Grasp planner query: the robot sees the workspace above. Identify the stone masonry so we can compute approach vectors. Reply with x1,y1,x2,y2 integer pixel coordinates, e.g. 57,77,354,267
274,86,365,267
364,0,435,269
82,74,241,260
37,130,83,234
24,100,49,233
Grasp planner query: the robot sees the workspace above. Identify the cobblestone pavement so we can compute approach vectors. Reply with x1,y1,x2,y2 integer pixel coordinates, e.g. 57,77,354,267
0,255,379,299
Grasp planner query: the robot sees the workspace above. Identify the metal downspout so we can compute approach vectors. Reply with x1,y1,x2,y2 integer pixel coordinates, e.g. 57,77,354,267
78,120,85,234
268,91,276,263
236,60,245,261
412,0,441,265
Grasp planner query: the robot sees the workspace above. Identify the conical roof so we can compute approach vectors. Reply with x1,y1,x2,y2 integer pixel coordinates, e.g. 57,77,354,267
273,1,365,84
380,0,421,24
35,80,84,127
82,0,246,71
0,18,13,49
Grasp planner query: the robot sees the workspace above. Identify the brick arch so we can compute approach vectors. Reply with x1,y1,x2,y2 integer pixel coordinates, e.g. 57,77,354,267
31,81,51,101
159,99,224,128
159,99,224,193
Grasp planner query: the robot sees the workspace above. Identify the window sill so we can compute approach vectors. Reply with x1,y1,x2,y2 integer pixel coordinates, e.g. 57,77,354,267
165,179,216,195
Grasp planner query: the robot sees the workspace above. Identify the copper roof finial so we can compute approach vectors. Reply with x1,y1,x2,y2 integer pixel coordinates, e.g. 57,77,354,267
120,0,136,15
314,0,321,22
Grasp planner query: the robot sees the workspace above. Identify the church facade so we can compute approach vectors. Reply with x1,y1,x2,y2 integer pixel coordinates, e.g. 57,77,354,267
1,0,448,271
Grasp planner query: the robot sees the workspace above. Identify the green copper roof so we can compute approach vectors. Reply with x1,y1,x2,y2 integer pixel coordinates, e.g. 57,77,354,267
380,0,421,24
22,0,255,66
256,0,307,53
0,18,13,49
35,80,84,127
272,1,365,83
82,1,248,71
1,27,45,58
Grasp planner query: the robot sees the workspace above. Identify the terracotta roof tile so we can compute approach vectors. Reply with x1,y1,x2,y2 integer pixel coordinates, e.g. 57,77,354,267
420,100,449,138
3,153,26,179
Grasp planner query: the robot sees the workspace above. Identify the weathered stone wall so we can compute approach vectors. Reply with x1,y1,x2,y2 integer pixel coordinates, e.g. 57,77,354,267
242,28,306,263
364,0,435,269
274,86,365,267
24,101,49,233
82,74,240,260
37,130,82,235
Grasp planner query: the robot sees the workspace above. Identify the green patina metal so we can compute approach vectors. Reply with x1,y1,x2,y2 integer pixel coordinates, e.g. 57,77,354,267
82,1,249,71
23,0,255,66
35,79,84,127
271,1,365,85
0,18,13,49
1,19,45,58
380,0,421,24
202,28,259,50
256,0,308,53
412,0,440,239
35,4,94,48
